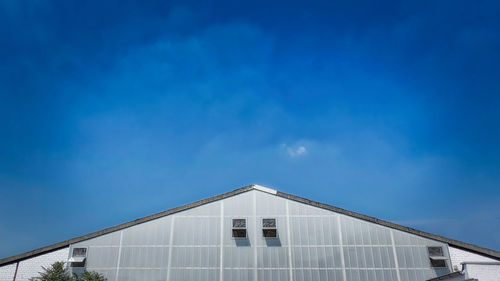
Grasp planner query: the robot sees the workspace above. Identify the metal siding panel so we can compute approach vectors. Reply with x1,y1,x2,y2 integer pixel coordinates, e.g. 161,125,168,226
378,227,392,245
119,269,166,281
400,269,409,281
372,247,382,268
397,247,406,268
365,247,375,268
388,246,397,268
172,217,220,246
405,247,414,268
361,223,370,245
357,247,366,268
223,192,254,216
255,190,286,216
86,247,119,268
223,269,253,281
121,216,171,246
120,246,169,268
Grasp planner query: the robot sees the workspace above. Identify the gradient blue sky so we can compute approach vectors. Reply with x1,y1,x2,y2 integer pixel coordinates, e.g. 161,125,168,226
1,0,500,258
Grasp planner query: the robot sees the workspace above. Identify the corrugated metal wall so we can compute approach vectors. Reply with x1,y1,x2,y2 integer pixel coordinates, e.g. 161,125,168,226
70,190,451,281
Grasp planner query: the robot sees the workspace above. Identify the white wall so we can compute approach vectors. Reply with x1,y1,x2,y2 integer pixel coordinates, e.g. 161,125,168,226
464,263,500,281
449,246,499,270
448,246,500,281
0,247,69,281
0,263,16,281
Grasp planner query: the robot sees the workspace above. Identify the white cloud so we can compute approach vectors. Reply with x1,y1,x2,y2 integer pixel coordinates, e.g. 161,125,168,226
286,145,307,157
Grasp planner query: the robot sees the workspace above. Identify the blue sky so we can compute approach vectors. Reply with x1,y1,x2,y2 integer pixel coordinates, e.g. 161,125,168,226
1,0,499,257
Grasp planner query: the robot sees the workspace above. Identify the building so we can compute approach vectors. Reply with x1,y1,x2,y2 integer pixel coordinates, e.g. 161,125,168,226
1,185,499,281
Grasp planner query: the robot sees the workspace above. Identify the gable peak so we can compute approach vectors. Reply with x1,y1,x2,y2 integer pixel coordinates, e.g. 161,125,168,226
250,184,277,194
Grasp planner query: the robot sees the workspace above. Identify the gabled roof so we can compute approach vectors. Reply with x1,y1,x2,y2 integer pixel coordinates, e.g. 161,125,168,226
1,184,499,266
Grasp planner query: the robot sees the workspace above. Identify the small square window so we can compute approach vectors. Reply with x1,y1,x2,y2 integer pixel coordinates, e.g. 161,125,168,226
72,248,87,257
262,218,277,238
233,219,246,228
428,247,447,268
232,218,247,238
428,247,443,256
263,229,277,238
262,219,276,228
232,229,247,237
430,259,446,268
70,248,87,268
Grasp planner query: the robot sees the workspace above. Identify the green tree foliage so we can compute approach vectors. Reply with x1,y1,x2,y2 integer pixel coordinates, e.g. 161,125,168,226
30,262,107,281
29,261,72,281
74,271,107,281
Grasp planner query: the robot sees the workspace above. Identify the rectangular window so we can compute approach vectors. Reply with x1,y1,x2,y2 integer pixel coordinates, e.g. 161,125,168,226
232,218,247,238
428,246,447,268
72,248,87,257
69,248,87,267
262,218,277,238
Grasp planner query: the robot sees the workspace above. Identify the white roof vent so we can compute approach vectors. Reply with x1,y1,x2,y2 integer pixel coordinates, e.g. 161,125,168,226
251,184,277,194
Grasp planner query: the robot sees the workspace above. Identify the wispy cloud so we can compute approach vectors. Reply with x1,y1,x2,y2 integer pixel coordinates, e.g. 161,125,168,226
283,144,307,157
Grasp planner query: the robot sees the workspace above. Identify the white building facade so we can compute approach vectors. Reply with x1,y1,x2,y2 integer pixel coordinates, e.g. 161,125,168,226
1,185,499,281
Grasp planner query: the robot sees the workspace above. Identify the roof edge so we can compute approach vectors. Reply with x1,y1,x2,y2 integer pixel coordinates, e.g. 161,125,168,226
1,184,499,266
